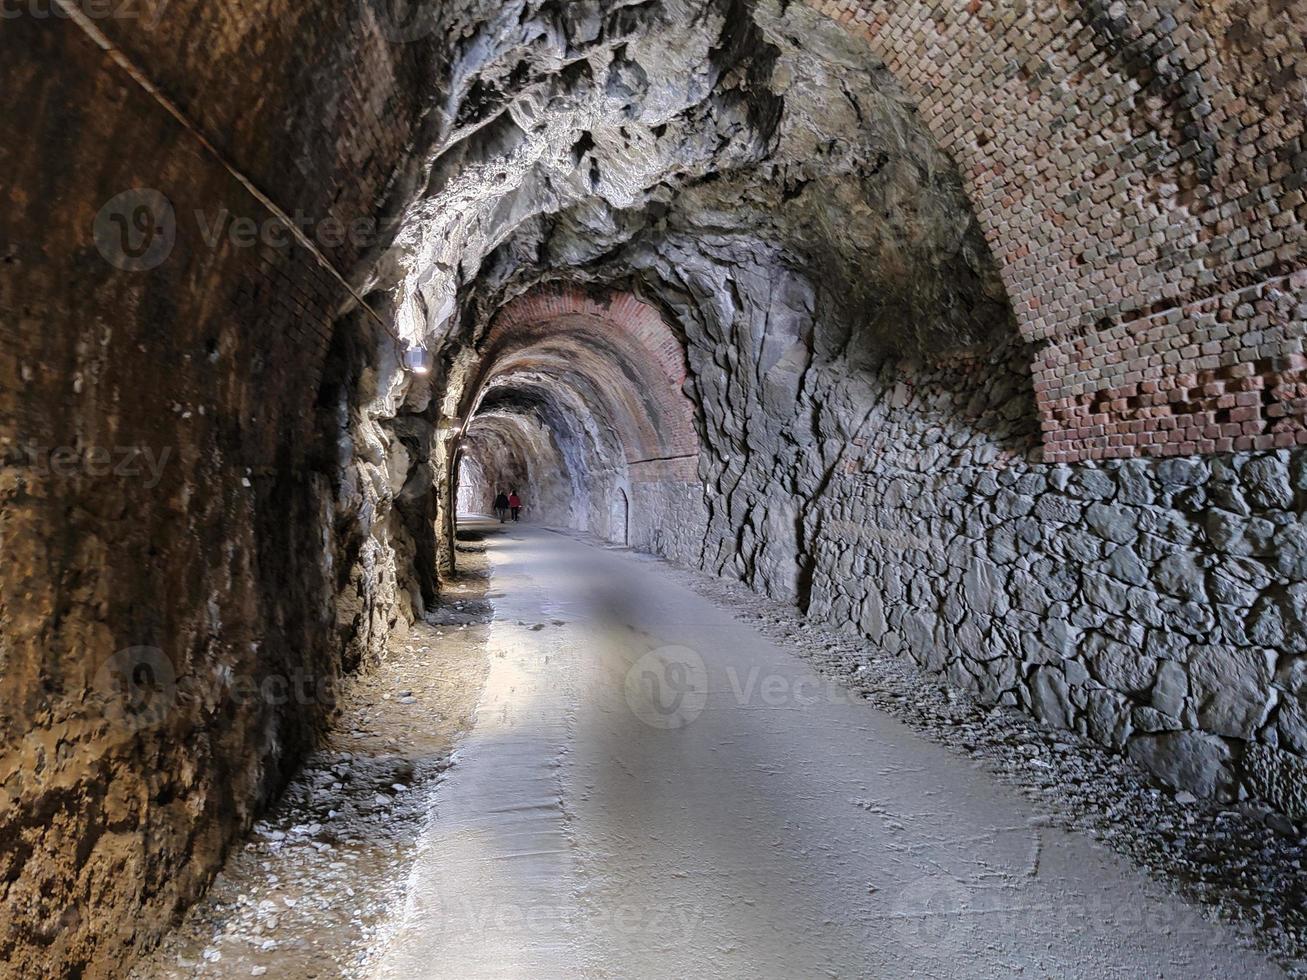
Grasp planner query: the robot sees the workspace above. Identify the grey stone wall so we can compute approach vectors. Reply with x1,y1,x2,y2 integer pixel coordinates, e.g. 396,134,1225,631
631,481,711,568
690,326,1307,813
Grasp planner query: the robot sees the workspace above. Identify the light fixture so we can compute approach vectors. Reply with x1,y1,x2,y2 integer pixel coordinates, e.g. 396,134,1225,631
403,344,433,375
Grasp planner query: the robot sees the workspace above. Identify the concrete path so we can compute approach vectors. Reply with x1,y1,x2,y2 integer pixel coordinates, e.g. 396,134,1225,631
372,524,1281,979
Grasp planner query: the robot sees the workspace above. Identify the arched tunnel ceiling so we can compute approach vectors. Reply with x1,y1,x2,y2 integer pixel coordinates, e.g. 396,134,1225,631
366,0,1020,507
477,375,624,458
459,401,604,530
453,286,702,511
472,323,687,457
372,0,1014,371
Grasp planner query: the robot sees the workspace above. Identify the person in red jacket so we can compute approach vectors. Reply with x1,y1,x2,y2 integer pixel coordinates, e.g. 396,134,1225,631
508,490,522,522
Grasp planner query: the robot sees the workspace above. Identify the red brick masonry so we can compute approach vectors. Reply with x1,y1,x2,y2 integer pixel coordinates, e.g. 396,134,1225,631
484,286,701,481
807,0,1307,461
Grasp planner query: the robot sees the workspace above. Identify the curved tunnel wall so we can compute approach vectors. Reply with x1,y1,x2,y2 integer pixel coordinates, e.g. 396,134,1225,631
461,409,580,527
456,287,707,562
807,0,1307,462
3,1,1307,975
0,6,440,973
681,286,1307,814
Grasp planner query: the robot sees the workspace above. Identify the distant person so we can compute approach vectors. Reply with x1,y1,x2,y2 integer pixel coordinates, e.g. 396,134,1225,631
508,490,522,522
493,490,509,523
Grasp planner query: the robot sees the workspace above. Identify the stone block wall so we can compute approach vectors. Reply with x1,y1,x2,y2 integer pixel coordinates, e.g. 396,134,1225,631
805,0,1307,461
630,479,711,568
810,342,1307,813
691,309,1307,814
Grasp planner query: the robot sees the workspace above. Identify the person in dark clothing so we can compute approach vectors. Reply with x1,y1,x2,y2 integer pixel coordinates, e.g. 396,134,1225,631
493,490,509,523
508,490,522,522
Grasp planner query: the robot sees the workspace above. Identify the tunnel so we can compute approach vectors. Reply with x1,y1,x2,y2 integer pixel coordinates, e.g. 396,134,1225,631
2,0,1307,975
454,288,700,545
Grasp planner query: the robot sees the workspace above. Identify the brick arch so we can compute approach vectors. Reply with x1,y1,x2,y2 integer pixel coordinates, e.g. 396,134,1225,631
806,0,1307,462
477,358,659,459
466,284,700,481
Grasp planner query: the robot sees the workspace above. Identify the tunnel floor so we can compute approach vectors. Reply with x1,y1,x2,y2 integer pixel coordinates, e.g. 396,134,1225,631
366,524,1280,979
130,523,1304,979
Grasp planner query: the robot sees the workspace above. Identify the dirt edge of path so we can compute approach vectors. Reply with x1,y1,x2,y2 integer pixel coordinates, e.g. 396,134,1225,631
131,528,496,980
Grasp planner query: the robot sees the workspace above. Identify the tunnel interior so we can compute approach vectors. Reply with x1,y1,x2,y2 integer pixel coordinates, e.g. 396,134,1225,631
3,0,1307,973
412,0,1023,572
454,290,701,539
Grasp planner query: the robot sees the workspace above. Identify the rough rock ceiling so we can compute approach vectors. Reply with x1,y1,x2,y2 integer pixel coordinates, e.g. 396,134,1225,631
362,0,1021,542
370,0,1013,366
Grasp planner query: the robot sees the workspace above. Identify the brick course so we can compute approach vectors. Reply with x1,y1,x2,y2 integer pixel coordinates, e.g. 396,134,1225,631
478,285,701,480
805,0,1307,460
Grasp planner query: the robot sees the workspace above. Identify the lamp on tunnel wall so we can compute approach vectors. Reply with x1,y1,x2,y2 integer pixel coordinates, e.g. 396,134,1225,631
403,343,433,375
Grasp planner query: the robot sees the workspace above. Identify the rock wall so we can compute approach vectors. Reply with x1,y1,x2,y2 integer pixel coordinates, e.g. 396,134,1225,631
630,479,710,568
0,8,435,974
325,319,444,669
461,411,583,529
688,318,1307,813
456,455,492,516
